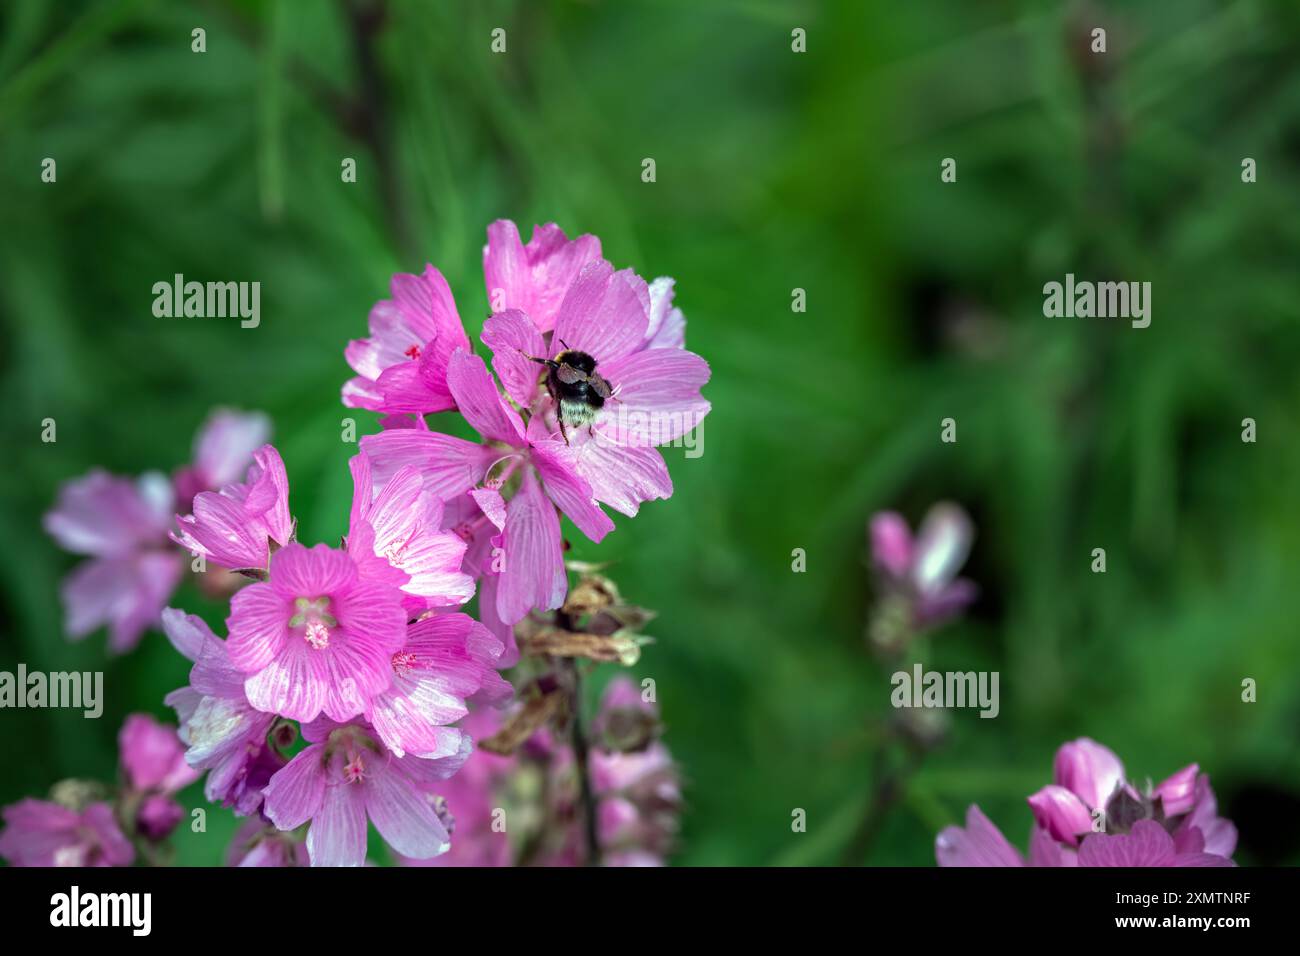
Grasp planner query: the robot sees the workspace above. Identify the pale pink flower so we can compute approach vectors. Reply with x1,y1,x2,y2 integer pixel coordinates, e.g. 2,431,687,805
261,718,469,867
226,542,407,723
345,453,473,613
173,408,272,512
870,503,977,629
0,799,134,867
44,470,181,653
173,444,294,573
44,410,270,652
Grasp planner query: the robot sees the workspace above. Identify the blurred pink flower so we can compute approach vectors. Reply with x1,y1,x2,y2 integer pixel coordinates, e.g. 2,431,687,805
173,408,271,512
45,410,269,652
870,502,978,630
0,799,134,867
119,713,199,794
226,818,310,867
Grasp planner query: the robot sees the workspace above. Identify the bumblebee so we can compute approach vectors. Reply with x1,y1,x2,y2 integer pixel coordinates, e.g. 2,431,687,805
532,348,613,443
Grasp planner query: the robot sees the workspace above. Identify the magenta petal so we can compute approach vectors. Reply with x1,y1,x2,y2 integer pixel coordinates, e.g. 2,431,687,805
869,511,914,578
244,638,331,722
227,583,290,672
482,309,547,407
160,607,214,663
482,220,602,333
934,805,1023,867
269,543,357,599
644,277,686,350
496,470,567,625
552,261,649,364
1153,763,1199,817
1078,819,1178,867
193,409,271,489
364,761,450,859
476,571,519,668
263,744,327,831
446,349,525,444
1028,825,1075,866
1027,784,1094,846
308,781,369,867
45,470,172,557
360,430,497,502
1053,738,1125,809
531,440,615,543
470,487,507,531
569,436,672,518
595,347,711,447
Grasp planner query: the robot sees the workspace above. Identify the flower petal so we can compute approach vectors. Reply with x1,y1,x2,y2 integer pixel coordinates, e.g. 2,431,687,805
360,430,497,503
446,349,525,444
552,261,649,364
482,308,547,406
307,781,369,867
496,470,567,624
595,347,711,447
262,744,327,831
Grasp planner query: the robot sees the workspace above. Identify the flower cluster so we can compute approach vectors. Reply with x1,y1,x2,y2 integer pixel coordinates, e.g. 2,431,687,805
351,220,710,648
78,219,698,867
44,409,270,652
936,738,1237,866
0,714,195,866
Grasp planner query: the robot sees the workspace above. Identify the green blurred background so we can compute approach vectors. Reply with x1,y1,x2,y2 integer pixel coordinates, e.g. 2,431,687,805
2,0,1299,865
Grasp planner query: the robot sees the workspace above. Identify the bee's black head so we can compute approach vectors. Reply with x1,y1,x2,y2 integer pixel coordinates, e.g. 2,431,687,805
554,349,598,374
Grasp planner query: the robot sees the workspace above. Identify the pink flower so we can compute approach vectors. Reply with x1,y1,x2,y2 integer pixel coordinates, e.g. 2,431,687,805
345,453,473,613
162,608,283,815
365,612,511,760
136,795,184,840
261,718,469,867
482,219,603,333
935,806,1025,868
119,713,199,794
1026,784,1094,846
342,266,472,414
357,221,709,627
226,542,408,723
173,444,294,573
44,470,182,653
870,503,977,629
0,799,134,867
173,408,272,512
1054,737,1125,809
936,739,1237,866
44,409,270,652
